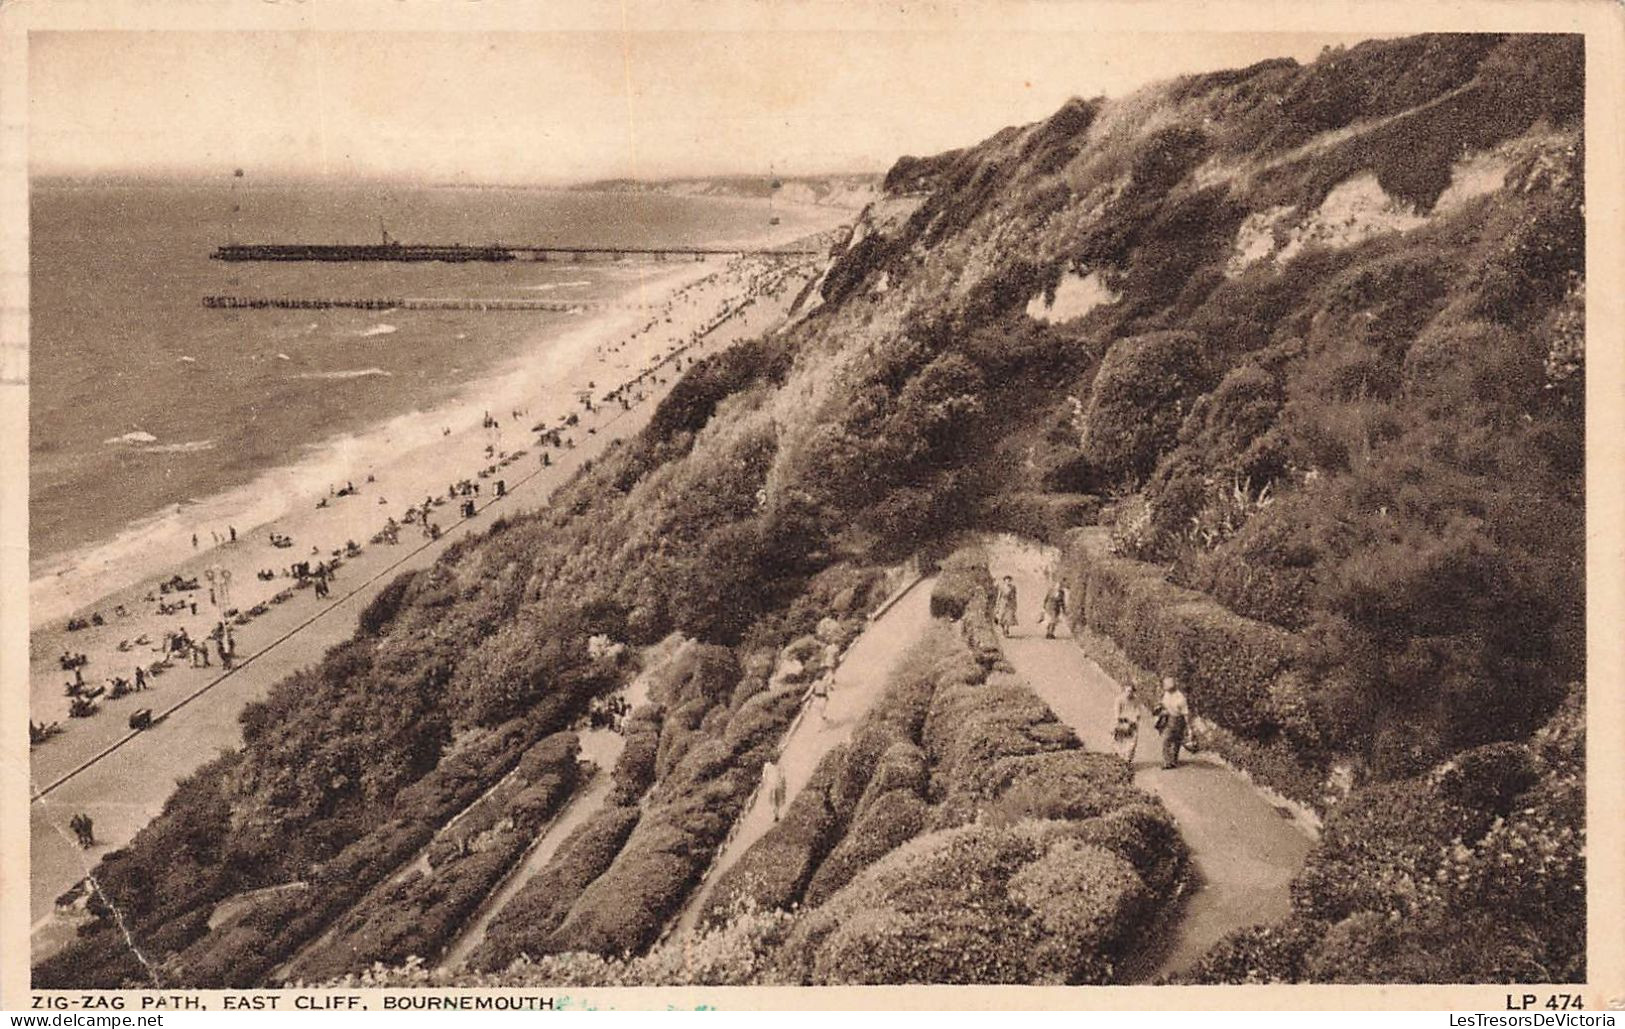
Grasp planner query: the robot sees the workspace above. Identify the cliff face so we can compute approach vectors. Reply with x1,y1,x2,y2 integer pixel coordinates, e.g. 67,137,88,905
766,30,1584,772
577,174,880,210
37,33,1586,989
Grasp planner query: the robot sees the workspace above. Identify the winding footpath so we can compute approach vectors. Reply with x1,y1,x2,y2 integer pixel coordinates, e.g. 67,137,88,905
985,536,1315,980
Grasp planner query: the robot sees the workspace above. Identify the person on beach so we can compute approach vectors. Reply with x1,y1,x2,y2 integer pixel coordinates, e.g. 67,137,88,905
1154,677,1193,770
994,575,1019,637
1112,681,1140,763
1040,577,1069,639
134,666,147,691
192,533,198,549
229,526,236,543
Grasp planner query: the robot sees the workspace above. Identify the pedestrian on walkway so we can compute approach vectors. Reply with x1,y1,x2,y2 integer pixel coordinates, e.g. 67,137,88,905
1040,578,1069,639
994,575,1019,637
762,758,787,822
1112,681,1140,763
1155,677,1192,769
807,674,833,725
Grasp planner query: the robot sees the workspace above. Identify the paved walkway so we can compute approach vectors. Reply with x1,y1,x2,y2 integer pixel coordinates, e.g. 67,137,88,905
986,536,1315,980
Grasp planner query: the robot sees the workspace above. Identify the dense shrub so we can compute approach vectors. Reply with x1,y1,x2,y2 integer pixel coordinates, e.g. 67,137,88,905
977,491,1102,545
804,788,929,907
700,753,846,925
469,804,641,972
927,546,994,620
1082,331,1215,482
922,680,1079,823
282,733,581,980
780,821,1151,984
982,750,1143,825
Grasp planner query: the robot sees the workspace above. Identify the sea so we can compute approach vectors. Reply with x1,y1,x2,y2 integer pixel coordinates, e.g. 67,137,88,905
28,179,817,625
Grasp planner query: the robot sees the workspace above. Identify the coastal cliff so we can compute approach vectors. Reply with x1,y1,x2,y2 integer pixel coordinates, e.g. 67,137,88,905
37,33,1584,988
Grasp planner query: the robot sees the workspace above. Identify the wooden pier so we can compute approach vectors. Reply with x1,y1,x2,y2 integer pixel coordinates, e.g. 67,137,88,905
211,242,822,263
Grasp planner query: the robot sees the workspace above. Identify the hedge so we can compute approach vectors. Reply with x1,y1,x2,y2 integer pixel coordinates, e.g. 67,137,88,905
468,803,642,972
778,820,1152,984
163,700,577,988
283,732,582,980
928,546,994,620
1061,526,1330,809
921,679,1079,825
977,491,1103,546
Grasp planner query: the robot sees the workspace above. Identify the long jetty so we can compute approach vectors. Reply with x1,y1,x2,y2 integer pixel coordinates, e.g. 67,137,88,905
211,243,821,263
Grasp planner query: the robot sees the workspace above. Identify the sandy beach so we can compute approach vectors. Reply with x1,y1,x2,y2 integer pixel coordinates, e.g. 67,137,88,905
28,225,844,953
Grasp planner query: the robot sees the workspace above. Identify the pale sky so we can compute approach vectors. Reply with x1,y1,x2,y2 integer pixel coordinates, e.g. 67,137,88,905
29,30,1382,184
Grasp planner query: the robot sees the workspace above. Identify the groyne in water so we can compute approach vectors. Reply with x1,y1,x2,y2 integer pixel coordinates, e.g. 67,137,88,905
201,296,647,312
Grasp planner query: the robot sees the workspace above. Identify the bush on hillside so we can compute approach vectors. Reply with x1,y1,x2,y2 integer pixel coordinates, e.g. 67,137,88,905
779,820,1152,985
469,803,642,973
928,546,994,620
1082,331,1215,483
803,788,929,907
700,754,846,926
922,680,1079,824
983,750,1143,825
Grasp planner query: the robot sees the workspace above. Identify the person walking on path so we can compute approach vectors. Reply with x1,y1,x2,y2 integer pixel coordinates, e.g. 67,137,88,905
993,575,1019,637
762,758,787,822
1112,680,1140,763
1040,578,1069,639
806,673,833,725
1155,677,1193,769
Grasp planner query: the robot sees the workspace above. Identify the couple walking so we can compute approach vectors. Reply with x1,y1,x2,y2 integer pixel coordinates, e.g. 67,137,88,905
1111,677,1197,769
992,573,1069,639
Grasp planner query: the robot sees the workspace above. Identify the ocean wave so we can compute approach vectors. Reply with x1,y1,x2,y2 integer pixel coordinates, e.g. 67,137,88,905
358,323,398,338
141,439,217,454
521,280,592,292
105,431,159,445
294,368,394,381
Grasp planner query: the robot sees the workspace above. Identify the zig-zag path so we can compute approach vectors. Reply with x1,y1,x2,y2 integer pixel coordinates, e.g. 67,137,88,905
985,535,1316,980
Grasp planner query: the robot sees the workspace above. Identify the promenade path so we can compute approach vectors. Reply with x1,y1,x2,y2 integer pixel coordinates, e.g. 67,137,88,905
985,535,1316,980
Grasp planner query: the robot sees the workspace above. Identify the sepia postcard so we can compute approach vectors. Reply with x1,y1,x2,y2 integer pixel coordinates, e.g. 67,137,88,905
2,0,1621,1012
